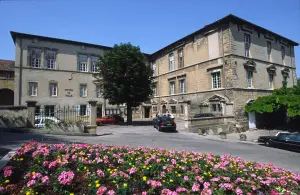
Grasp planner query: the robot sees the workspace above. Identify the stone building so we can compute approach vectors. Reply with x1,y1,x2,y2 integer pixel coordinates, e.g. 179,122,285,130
146,14,298,130
11,32,120,117
0,60,15,105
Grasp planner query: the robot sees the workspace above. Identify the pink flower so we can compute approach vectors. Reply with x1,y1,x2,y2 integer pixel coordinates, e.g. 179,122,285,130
280,180,287,186
43,161,49,167
160,172,166,177
235,187,243,195
171,159,177,165
48,160,58,169
107,189,115,195
201,189,213,195
41,176,49,185
27,180,36,187
0,186,5,193
192,183,200,192
142,192,147,195
219,183,233,190
32,173,42,179
204,182,210,189
96,169,105,177
57,171,75,185
184,176,189,181
4,169,12,178
176,187,187,192
129,168,137,175
96,186,107,195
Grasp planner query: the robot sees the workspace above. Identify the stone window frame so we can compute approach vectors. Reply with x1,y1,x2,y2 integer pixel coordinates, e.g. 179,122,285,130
90,56,99,73
280,45,285,65
78,54,89,72
244,33,251,57
243,60,256,89
281,68,290,84
28,81,38,97
170,105,176,114
49,81,58,97
266,41,272,62
178,77,186,94
96,85,102,98
267,65,276,89
152,106,158,112
45,49,57,69
169,80,176,95
210,69,222,89
80,83,88,97
152,61,156,76
28,47,42,68
178,48,184,69
169,52,175,72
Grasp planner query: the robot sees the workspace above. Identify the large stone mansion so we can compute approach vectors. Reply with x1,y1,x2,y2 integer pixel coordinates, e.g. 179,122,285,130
9,14,298,129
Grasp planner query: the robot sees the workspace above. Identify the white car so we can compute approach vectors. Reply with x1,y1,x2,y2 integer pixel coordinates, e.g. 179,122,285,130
35,116,61,128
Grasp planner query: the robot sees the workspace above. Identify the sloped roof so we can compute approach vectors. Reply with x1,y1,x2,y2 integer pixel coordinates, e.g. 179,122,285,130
0,60,15,71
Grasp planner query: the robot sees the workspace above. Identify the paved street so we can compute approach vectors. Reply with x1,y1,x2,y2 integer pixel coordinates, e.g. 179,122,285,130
1,123,300,173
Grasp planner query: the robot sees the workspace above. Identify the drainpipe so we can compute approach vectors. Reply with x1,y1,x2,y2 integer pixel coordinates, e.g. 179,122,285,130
19,38,23,105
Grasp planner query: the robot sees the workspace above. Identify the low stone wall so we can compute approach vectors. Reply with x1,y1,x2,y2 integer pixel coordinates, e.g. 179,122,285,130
0,106,28,128
185,116,235,134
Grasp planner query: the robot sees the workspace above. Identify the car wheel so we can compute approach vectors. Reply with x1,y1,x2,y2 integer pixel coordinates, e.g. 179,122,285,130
265,140,271,146
158,127,161,131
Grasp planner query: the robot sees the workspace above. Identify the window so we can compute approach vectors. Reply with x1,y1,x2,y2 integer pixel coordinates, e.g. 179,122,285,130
169,81,175,95
152,62,156,76
91,56,99,73
179,79,185,93
96,86,101,98
244,34,251,57
153,106,157,112
35,106,41,116
169,53,174,71
45,105,55,117
28,82,38,96
153,87,157,96
80,84,87,97
281,46,285,64
78,54,88,72
211,71,221,89
178,48,184,68
49,83,58,97
30,48,42,68
171,106,176,114
79,105,87,116
257,32,260,38
269,74,274,89
246,70,253,88
180,105,184,114
267,41,272,61
45,50,56,69
211,103,222,112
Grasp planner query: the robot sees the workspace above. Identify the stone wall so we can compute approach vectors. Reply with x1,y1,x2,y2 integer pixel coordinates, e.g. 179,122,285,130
0,106,28,128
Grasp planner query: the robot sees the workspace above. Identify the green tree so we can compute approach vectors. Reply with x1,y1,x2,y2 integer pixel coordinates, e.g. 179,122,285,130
297,78,300,86
94,43,154,125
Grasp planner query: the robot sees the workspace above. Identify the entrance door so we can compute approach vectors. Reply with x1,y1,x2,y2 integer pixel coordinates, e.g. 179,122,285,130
97,106,102,118
144,107,150,118
248,112,256,129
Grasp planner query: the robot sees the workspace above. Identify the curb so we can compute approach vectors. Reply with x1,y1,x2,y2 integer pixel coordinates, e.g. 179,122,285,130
201,136,259,145
0,145,21,170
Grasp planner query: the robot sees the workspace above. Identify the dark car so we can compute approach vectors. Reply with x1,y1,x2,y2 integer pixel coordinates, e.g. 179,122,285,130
268,133,300,151
193,113,215,118
153,116,176,132
258,132,290,145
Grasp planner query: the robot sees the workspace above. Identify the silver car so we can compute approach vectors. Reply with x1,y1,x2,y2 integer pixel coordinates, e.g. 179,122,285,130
35,116,61,128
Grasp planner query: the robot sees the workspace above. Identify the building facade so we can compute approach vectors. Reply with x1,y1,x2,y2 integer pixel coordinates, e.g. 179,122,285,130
147,14,298,129
11,32,120,117
10,14,298,128
0,60,15,105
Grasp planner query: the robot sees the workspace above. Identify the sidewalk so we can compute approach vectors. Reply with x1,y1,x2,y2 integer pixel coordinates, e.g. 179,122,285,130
198,129,286,144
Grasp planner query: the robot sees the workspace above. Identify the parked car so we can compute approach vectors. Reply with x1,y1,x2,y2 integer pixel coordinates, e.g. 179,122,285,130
96,115,124,125
193,113,215,118
35,116,61,128
268,133,300,151
258,132,292,145
153,116,176,132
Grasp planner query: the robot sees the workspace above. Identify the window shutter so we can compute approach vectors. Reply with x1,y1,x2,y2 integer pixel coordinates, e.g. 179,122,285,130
86,104,90,116
27,48,31,67
77,55,80,71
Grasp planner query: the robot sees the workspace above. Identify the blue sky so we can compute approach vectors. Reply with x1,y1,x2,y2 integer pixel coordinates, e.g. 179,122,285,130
0,0,299,75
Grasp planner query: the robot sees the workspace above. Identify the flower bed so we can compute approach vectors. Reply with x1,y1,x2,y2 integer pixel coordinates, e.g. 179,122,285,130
0,142,299,195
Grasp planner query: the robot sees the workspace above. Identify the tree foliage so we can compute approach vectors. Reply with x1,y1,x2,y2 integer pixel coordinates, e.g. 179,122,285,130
94,43,154,124
245,86,300,117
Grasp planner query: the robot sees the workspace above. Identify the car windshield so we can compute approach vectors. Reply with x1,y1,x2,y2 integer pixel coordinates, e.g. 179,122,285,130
160,117,172,122
34,119,40,124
